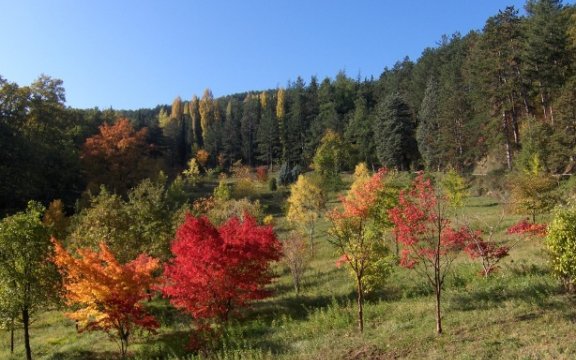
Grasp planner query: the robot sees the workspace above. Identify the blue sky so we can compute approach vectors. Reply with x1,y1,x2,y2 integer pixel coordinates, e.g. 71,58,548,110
0,0,566,109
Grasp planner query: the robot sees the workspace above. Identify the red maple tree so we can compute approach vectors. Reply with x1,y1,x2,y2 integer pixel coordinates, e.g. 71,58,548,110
388,173,467,334
463,228,509,278
162,214,281,323
51,238,160,357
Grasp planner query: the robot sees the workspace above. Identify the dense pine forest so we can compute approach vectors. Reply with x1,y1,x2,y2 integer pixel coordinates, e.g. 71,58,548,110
4,1,576,359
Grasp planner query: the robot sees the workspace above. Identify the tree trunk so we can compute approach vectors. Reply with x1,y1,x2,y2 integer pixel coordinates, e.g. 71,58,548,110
356,275,364,333
23,307,32,360
10,317,14,354
435,283,442,335
502,110,512,170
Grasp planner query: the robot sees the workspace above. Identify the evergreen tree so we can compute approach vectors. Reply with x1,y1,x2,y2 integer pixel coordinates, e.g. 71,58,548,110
256,92,279,168
285,78,307,165
222,98,242,167
373,93,418,170
417,78,442,170
524,0,569,123
241,94,260,165
344,96,375,166
469,7,529,169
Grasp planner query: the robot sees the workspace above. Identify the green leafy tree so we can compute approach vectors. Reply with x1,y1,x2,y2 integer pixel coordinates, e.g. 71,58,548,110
311,130,349,188
0,201,58,360
546,204,576,291
69,176,184,261
0,76,81,213
509,154,558,223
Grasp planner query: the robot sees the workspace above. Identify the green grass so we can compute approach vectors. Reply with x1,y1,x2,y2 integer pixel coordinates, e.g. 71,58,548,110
3,182,575,359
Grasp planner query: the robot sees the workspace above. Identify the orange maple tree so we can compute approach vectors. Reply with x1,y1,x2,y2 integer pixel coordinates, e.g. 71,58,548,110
82,118,150,194
51,238,160,357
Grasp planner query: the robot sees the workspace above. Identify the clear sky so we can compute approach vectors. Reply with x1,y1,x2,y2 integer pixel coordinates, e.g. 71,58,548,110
0,0,568,109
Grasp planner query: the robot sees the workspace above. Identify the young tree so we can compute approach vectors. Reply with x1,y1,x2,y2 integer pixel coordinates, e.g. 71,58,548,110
327,169,393,332
545,205,576,292
388,173,468,334
0,201,58,360
508,155,558,223
162,214,281,324
286,175,325,252
463,227,510,278
281,231,311,295
52,239,160,357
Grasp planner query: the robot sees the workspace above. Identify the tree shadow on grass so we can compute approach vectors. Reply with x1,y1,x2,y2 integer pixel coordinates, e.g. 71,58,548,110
47,350,120,360
448,276,562,312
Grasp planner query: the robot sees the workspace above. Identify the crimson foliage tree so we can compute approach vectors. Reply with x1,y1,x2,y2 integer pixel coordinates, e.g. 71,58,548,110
389,173,467,334
162,214,281,323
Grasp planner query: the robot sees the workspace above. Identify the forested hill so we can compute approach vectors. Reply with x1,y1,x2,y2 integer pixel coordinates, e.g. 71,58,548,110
1,0,575,213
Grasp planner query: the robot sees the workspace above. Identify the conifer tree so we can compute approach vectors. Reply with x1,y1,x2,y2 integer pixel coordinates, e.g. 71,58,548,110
373,93,418,170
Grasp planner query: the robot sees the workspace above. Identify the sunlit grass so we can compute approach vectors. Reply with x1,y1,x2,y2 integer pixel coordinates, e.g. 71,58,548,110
2,180,575,359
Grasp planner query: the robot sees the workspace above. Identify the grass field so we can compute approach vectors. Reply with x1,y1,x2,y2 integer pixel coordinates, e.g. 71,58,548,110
2,180,574,359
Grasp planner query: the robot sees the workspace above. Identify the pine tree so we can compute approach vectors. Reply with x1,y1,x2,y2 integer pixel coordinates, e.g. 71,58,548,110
345,96,375,166
524,0,569,123
417,78,442,170
373,93,418,170
222,99,242,167
241,94,260,165
256,92,279,168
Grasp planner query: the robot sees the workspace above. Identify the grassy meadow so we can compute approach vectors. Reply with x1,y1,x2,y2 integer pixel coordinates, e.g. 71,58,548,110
2,176,575,360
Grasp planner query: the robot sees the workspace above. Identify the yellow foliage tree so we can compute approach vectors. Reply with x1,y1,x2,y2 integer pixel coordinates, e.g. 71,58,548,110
286,175,325,251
